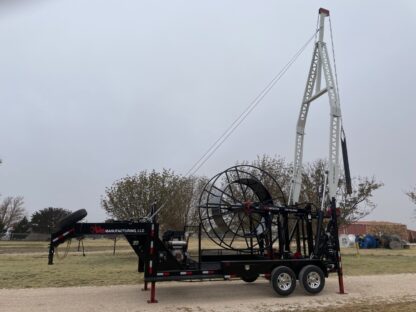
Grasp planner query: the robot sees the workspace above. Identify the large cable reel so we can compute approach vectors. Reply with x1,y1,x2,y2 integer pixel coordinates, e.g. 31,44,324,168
198,165,286,251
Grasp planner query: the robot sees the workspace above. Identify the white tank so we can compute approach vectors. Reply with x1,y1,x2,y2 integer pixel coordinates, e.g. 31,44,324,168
339,234,356,248
348,234,356,246
339,234,350,248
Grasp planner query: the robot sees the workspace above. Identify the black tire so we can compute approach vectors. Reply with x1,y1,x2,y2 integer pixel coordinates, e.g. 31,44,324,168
298,265,325,295
241,274,259,283
270,266,296,296
389,240,402,250
57,209,88,231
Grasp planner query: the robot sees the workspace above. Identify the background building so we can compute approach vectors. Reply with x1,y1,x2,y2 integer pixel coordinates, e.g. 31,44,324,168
339,221,416,242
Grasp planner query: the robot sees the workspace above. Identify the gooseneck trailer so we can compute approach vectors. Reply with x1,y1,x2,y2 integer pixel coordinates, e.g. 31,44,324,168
48,8,350,303
49,165,344,303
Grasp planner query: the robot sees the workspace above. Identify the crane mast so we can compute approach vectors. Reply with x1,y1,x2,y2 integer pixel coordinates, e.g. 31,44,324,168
289,8,342,206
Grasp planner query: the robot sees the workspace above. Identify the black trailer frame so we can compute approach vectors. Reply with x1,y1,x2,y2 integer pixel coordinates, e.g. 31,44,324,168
48,199,344,303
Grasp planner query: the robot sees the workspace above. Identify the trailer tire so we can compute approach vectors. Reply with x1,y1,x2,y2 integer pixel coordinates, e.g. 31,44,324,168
57,209,88,231
241,274,259,283
298,265,325,295
270,266,296,296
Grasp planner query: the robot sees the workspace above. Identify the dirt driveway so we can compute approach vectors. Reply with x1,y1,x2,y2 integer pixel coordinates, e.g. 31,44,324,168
1,274,415,312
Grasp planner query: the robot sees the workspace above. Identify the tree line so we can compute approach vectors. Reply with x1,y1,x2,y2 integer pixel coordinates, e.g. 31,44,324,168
0,202,71,237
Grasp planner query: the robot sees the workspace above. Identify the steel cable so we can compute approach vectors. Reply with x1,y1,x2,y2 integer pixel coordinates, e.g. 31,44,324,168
184,29,320,178
149,30,319,220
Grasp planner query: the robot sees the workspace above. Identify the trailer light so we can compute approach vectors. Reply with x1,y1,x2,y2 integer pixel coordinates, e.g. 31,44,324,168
180,271,192,275
150,241,154,254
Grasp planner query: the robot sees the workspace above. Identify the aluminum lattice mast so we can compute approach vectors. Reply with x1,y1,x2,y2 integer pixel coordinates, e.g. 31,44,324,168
289,8,342,206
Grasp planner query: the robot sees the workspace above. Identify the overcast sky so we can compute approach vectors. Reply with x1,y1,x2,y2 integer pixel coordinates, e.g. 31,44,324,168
0,0,415,228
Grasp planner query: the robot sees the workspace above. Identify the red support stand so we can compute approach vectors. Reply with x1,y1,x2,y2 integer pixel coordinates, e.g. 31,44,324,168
330,197,347,295
147,282,158,303
142,281,148,291
337,252,347,294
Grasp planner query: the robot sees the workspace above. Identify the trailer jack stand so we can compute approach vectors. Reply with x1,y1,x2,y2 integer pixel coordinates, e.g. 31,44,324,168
48,245,54,265
337,267,347,295
147,282,158,303
142,281,148,291
336,253,347,294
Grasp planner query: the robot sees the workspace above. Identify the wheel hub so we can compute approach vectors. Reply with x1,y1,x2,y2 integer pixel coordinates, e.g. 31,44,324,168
277,273,292,291
306,272,321,289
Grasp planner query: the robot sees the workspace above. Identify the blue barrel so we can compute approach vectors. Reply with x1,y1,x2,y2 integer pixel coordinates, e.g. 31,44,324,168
360,234,378,248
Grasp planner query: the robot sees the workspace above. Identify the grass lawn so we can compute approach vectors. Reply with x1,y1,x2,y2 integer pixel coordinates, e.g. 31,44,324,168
0,238,132,254
0,239,140,288
0,252,141,288
340,247,416,275
1,240,416,289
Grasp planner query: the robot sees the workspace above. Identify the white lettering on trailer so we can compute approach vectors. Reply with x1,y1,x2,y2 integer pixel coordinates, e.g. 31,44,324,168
104,229,144,234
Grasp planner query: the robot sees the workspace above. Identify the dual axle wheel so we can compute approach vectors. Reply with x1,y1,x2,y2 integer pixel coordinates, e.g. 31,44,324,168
270,265,325,296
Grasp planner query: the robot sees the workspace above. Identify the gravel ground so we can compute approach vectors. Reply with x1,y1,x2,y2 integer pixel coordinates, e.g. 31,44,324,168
1,274,415,312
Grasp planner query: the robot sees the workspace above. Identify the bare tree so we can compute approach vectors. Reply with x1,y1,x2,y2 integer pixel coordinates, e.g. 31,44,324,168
185,175,209,226
406,187,416,217
243,154,292,196
0,196,25,232
248,156,383,225
337,175,384,224
300,159,384,224
407,187,416,204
